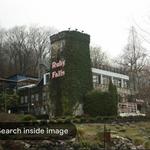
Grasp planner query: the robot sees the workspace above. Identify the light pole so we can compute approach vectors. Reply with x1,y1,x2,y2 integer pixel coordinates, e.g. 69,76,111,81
31,103,34,114
4,88,9,113
4,89,6,113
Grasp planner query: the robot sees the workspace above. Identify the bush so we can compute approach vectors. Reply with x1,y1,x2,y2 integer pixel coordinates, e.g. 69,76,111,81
144,141,150,149
119,127,126,132
96,131,104,141
35,114,49,120
83,89,118,117
133,137,144,146
19,114,36,121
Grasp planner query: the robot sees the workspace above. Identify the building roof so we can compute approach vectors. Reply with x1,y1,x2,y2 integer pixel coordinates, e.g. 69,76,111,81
0,77,17,83
18,84,36,90
7,74,39,82
92,68,129,80
96,65,128,75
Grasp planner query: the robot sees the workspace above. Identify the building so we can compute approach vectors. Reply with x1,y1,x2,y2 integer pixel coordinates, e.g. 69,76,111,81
49,30,93,116
92,67,130,95
0,67,145,116
0,31,145,116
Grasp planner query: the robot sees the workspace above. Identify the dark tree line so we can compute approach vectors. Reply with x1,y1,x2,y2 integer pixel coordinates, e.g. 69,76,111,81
0,25,57,77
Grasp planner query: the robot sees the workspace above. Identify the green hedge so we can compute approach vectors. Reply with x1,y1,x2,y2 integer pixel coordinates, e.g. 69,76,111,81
83,90,113,116
83,81,118,117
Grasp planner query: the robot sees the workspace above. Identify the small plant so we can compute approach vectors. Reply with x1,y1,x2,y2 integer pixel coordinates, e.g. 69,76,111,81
133,137,144,146
144,140,150,149
119,127,126,132
96,131,104,141
19,114,36,121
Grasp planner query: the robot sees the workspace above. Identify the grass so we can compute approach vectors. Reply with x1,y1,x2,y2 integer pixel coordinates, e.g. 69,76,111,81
76,121,150,148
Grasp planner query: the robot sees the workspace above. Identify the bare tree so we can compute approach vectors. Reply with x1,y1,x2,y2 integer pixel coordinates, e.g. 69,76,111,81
28,26,55,77
116,26,148,92
0,28,6,77
90,46,109,68
0,25,57,77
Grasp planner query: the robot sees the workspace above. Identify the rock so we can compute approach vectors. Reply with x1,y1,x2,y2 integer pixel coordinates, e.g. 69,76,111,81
136,145,145,150
119,123,124,126
126,122,130,126
111,130,117,134
20,141,31,149
126,142,137,150
41,140,54,145
119,127,126,132
111,121,117,125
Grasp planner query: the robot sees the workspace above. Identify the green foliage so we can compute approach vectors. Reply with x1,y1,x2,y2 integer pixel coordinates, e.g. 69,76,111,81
144,141,150,149
19,114,36,121
83,90,112,116
49,31,93,116
83,80,118,117
108,79,118,116
0,91,19,111
133,137,144,146
6,93,19,109
62,97,73,115
96,130,104,141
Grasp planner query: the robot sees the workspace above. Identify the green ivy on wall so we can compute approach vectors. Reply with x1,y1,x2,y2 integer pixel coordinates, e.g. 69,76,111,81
49,31,93,116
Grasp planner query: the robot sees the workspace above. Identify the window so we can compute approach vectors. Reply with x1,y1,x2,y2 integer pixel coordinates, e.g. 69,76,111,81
42,92,46,101
113,77,121,87
123,80,128,88
31,95,34,102
43,73,50,85
47,93,49,99
24,96,28,103
93,75,98,84
35,94,39,101
20,96,24,104
103,75,110,85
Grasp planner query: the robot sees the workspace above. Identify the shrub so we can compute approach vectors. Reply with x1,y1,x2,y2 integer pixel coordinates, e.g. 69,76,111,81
96,131,104,141
144,141,150,149
83,88,118,117
133,137,144,146
19,114,36,121
119,127,126,132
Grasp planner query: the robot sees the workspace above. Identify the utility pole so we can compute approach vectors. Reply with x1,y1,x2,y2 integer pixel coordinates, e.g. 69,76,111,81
104,124,106,150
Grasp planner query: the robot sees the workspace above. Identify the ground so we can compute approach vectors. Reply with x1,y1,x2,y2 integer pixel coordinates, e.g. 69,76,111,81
76,121,150,149
0,113,149,149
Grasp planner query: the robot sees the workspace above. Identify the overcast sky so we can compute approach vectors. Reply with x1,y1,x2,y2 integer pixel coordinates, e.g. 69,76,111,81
0,0,150,58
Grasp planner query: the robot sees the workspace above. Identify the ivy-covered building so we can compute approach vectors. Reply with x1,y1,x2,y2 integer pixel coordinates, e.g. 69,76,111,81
0,30,145,116
49,31,93,116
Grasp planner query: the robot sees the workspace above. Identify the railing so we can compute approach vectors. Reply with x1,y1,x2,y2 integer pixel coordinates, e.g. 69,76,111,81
93,83,131,94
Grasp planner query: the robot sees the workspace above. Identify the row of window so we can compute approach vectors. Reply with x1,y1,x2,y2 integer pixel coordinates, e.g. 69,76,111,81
93,74,128,88
119,103,137,113
20,92,49,104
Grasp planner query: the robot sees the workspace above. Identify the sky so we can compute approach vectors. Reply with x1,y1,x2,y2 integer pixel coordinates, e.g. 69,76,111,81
0,0,150,58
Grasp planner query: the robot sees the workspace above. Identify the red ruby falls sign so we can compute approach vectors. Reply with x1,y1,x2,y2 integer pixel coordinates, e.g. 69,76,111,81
51,60,65,79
